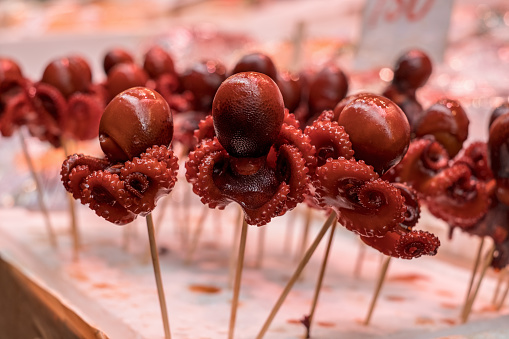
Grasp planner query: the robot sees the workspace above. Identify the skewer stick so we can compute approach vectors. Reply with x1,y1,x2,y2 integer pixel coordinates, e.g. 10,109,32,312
461,244,495,323
61,137,80,259
255,211,337,339
353,239,367,278
146,213,172,339
462,237,485,311
305,220,337,339
492,268,507,305
254,226,267,269
364,256,392,326
228,206,243,288
496,272,509,311
228,217,249,339
185,206,209,264
19,131,58,248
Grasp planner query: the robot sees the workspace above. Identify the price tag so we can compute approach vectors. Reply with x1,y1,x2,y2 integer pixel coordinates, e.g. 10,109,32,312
355,0,453,70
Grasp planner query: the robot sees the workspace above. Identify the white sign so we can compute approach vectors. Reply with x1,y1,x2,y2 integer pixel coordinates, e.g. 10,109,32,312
355,0,453,70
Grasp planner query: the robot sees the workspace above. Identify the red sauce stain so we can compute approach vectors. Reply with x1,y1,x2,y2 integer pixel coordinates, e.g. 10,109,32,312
436,289,454,297
480,305,497,313
93,282,113,289
389,273,430,283
440,302,457,310
441,318,456,325
415,317,434,325
317,321,335,327
188,284,221,294
286,319,301,325
385,295,405,302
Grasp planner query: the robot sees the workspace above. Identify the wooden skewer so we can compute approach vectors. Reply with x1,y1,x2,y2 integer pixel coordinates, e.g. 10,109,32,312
228,217,249,339
353,239,367,279
364,256,392,326
228,206,243,289
254,226,267,269
492,268,507,305
305,220,337,339
461,244,495,323
61,137,80,260
255,211,337,339
185,206,209,264
496,272,509,311
146,213,172,339
19,131,58,249
462,237,485,312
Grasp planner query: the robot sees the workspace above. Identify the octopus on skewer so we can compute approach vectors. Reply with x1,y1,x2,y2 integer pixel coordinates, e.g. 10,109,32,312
186,71,314,226
28,55,106,147
60,87,179,225
306,93,440,258
0,58,34,137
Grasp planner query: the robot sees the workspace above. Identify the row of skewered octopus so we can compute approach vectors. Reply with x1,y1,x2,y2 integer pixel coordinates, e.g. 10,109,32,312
3,46,509,267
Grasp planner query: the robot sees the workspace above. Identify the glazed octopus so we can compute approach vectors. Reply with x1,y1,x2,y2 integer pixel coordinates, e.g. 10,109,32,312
386,96,490,230
185,72,314,226
0,58,34,137
28,55,106,146
307,93,439,258
383,49,432,129
60,87,179,225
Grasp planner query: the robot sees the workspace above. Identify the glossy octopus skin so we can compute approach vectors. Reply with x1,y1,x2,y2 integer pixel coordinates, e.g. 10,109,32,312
186,72,313,226
413,99,469,158
337,93,410,176
143,45,176,79
61,87,179,225
99,87,173,163
212,72,284,158
103,48,135,74
180,60,227,112
231,52,278,82
489,112,509,180
0,58,34,137
307,64,348,119
106,63,149,100
392,49,433,92
489,103,509,128
41,56,93,99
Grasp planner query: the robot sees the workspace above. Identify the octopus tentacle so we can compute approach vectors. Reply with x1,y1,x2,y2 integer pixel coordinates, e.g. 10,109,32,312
360,231,401,257
0,92,30,136
275,144,310,210
141,145,179,178
313,157,378,209
278,123,316,170
304,120,354,169
193,150,231,209
395,230,440,259
67,165,93,200
426,164,490,228
61,154,110,192
243,182,290,226
386,137,449,195
120,157,174,215
393,183,421,229
339,178,405,237
194,115,215,144
63,93,103,140
186,138,225,184
455,142,493,182
283,108,300,129
81,171,136,225
315,109,335,123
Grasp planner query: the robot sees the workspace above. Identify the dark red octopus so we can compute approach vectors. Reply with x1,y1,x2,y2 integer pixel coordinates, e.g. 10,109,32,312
306,93,439,258
185,72,314,226
27,55,106,146
61,87,179,225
